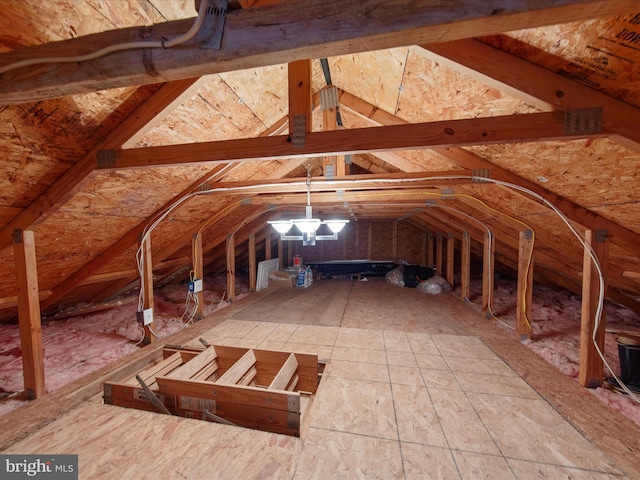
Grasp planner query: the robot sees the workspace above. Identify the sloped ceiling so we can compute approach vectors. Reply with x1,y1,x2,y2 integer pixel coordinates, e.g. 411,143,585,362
1,0,640,322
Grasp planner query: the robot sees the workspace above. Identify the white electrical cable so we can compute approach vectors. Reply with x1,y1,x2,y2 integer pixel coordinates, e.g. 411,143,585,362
135,172,636,402
0,0,210,76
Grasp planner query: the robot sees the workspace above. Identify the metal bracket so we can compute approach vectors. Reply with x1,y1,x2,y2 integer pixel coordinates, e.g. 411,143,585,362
440,188,454,199
524,229,534,240
291,114,306,148
320,86,339,110
96,149,116,168
12,229,23,244
325,164,335,180
563,107,602,135
196,0,228,50
472,169,491,182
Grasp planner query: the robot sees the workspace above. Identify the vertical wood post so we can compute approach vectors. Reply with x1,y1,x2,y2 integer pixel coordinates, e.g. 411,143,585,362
227,234,236,303
367,223,372,259
13,229,45,399
277,237,283,265
265,231,272,260
482,230,494,319
249,233,257,292
460,231,470,302
516,230,534,340
393,221,398,260
288,59,312,134
355,222,360,258
427,232,434,266
446,233,455,288
421,232,427,266
435,233,443,275
579,229,609,388
141,234,155,344
192,232,204,321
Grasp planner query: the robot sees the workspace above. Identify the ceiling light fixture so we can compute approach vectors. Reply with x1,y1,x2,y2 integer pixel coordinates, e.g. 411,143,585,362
268,165,348,246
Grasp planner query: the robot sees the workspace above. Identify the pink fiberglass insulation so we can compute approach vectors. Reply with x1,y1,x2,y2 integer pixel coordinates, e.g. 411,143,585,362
0,274,247,416
460,276,640,427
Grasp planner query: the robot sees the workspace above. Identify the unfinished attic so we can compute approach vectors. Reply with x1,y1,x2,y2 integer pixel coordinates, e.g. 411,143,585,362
2,0,640,477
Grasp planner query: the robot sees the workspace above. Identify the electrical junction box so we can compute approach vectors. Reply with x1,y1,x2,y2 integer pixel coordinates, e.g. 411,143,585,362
189,278,203,293
136,308,154,326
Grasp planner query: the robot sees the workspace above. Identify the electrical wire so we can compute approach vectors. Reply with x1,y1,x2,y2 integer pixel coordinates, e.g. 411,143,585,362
133,171,635,402
0,0,210,76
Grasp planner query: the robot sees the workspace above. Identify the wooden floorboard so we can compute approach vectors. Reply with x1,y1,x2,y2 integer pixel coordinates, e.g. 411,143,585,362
0,279,638,478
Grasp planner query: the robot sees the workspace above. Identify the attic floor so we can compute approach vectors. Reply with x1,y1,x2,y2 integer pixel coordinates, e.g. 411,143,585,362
1,279,639,479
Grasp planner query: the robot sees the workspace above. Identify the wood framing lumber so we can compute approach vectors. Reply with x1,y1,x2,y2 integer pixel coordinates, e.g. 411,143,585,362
461,231,471,302
417,38,640,150
482,230,495,319
13,229,45,399
288,60,312,134
579,229,609,388
337,87,640,257
192,232,204,321
226,233,236,303
446,233,455,287
141,235,155,345
516,230,534,340
248,232,257,292
216,349,256,384
99,111,606,168
0,79,204,254
0,0,633,103
167,346,218,380
268,353,299,391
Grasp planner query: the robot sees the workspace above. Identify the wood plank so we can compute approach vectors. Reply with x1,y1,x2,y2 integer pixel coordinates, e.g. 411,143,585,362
141,235,155,345
216,349,256,385
579,229,609,388
516,230,534,340
157,375,298,412
418,38,640,150
446,233,455,287
337,87,640,257
268,353,299,390
482,230,495,319
167,346,218,380
100,111,606,169
0,79,205,254
460,230,471,302
192,232,204,321
227,233,236,302
248,232,257,292
288,60,312,134
126,352,184,385
0,0,633,103
435,233,443,275
13,230,45,399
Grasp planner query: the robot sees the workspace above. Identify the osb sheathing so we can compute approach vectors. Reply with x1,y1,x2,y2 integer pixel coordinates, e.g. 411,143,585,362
0,2,639,320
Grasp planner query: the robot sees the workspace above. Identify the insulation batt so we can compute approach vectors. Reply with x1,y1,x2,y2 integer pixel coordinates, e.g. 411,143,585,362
1,275,639,427
0,275,246,416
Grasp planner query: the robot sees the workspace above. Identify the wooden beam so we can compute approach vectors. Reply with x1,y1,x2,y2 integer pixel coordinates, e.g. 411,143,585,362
227,234,236,302
417,38,640,150
288,60,312,134
192,232,204,321
579,229,609,388
12,230,45,399
100,111,605,169
0,78,207,254
482,231,495,318
265,231,272,260
435,233,443,275
0,0,632,104
516,230,534,340
460,231,471,302
446,233,455,287
427,232,434,266
141,235,155,345
248,232,257,292
337,87,640,257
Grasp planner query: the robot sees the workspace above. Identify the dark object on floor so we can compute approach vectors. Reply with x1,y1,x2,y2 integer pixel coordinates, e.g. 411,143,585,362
403,265,435,288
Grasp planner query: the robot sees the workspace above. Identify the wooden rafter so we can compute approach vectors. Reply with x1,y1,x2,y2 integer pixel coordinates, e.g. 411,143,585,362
337,88,640,256
0,79,207,254
100,111,604,168
0,0,633,104
416,38,640,150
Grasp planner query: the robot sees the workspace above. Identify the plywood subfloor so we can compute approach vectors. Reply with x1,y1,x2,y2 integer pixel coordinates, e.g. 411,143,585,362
1,279,639,479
